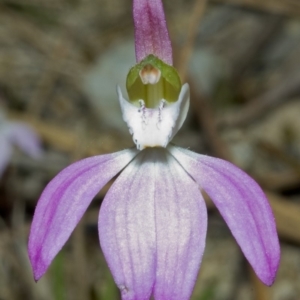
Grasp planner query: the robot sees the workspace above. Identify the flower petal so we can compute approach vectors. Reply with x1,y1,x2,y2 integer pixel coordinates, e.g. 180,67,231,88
153,150,207,300
99,148,207,300
169,146,280,286
133,0,172,65
28,149,138,281
7,122,42,158
99,150,157,300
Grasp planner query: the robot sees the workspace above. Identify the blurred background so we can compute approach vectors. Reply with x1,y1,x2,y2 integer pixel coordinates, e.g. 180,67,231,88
0,0,300,299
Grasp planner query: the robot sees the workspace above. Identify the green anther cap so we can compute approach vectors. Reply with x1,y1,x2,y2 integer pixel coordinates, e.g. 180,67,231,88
126,55,181,108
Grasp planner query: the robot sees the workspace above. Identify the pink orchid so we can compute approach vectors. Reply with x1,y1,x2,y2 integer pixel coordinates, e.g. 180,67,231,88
28,0,280,299
0,112,42,177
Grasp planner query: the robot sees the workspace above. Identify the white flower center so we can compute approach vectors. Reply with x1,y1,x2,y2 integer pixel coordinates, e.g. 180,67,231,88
119,55,190,150
117,83,190,150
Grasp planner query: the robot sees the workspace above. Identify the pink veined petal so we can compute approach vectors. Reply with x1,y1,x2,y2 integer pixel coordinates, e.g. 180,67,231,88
99,148,207,300
153,149,207,300
133,0,172,65
0,134,12,177
28,148,138,281
7,121,42,159
168,146,280,286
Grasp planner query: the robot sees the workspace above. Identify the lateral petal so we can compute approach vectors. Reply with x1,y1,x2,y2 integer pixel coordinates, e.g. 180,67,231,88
169,146,280,286
28,149,138,281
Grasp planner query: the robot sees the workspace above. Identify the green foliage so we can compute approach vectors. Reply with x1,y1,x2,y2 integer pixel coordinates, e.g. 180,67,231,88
51,251,66,300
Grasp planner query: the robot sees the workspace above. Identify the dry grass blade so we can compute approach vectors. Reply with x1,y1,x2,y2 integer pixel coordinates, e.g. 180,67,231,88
70,125,89,300
256,170,300,191
2,0,63,9
211,0,300,17
176,0,231,160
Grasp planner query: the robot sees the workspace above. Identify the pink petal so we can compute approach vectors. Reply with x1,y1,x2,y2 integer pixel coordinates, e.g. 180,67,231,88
28,149,138,281
7,122,42,158
153,150,207,300
99,148,207,300
169,146,280,286
133,0,172,65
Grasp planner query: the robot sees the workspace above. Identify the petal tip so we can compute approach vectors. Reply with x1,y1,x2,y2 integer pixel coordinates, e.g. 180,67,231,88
30,257,48,282
28,241,49,281
30,258,47,282
250,235,280,286
260,273,276,287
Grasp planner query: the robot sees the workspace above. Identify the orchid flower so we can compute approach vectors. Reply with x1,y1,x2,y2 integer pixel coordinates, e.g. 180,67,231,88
28,0,280,299
0,112,42,177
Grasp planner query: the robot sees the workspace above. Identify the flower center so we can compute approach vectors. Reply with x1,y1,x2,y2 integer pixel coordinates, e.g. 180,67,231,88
139,64,161,84
126,55,181,108
138,64,163,108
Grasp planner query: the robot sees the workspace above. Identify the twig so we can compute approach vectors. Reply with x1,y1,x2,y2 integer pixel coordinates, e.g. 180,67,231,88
249,265,271,300
189,80,233,160
8,111,125,155
255,169,300,191
211,0,300,17
257,140,300,178
218,73,300,128
267,192,300,243
175,0,230,159
177,0,208,82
